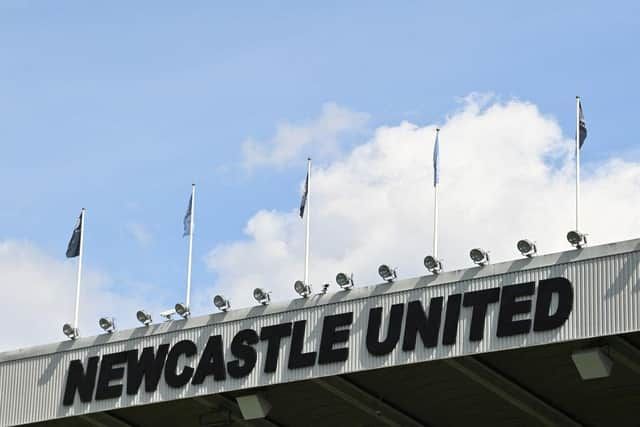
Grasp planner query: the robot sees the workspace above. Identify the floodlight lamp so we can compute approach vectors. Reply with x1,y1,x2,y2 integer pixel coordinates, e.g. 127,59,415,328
175,303,190,318
335,272,354,290
319,283,330,295
253,288,271,305
62,323,79,340
98,317,116,333
213,295,231,312
378,264,397,282
294,280,311,298
423,255,443,274
517,239,537,257
470,248,490,265
567,230,587,248
136,310,152,326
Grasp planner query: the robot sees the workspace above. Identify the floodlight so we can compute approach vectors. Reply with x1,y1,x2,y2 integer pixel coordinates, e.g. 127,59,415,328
213,295,231,312
567,230,587,248
160,309,176,321
517,239,537,257
319,283,330,294
253,288,271,305
98,317,116,333
335,272,354,290
175,303,190,318
62,323,79,340
294,280,311,298
378,264,397,282
423,255,443,274
136,310,152,326
236,393,272,420
470,248,490,265
571,348,612,380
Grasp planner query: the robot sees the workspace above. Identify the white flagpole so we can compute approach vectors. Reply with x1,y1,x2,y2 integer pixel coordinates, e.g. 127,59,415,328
575,96,580,231
186,184,195,308
433,129,440,259
304,158,311,286
73,208,86,330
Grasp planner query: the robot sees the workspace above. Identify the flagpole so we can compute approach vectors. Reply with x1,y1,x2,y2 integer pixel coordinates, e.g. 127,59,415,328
433,129,440,259
186,184,195,308
73,208,85,330
304,158,311,286
575,96,580,231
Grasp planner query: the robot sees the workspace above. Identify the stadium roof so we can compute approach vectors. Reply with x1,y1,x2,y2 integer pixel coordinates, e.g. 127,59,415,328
3,238,640,427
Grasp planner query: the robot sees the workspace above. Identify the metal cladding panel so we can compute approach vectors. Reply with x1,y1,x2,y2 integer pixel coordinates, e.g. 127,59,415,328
1,241,640,426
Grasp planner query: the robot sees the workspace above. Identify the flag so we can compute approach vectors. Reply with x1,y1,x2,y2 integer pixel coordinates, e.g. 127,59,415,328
299,172,309,218
66,213,82,258
433,130,440,186
183,194,193,237
578,100,587,148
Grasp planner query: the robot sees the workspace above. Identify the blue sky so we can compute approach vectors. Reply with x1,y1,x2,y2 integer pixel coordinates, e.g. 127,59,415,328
1,1,639,347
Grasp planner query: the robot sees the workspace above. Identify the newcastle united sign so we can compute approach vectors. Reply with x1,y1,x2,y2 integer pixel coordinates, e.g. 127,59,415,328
63,277,573,405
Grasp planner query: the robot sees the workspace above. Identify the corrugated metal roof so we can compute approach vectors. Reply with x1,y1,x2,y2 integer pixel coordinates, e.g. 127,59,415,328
1,237,639,426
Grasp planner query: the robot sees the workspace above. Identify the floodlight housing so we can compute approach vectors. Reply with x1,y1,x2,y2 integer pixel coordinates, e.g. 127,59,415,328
517,239,537,257
335,272,354,290
571,347,613,380
175,303,190,318
294,280,311,298
567,230,587,248
253,288,271,305
98,317,116,333
378,264,397,282
423,255,443,274
136,310,152,326
213,295,231,312
62,323,79,340
470,248,490,265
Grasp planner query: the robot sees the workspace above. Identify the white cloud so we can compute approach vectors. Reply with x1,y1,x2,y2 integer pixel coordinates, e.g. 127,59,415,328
241,102,370,170
206,96,640,309
126,222,153,246
0,240,165,352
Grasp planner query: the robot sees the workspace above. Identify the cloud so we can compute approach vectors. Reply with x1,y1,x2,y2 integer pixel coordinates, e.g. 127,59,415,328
241,102,370,170
205,96,640,309
0,240,165,352
126,222,153,246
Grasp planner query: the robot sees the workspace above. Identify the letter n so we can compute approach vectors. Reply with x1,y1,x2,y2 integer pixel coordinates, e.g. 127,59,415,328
63,357,99,406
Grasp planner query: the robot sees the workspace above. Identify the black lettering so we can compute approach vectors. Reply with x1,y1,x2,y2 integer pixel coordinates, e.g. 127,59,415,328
497,282,535,337
463,288,500,341
164,340,197,388
260,323,292,373
192,335,226,384
442,294,462,345
95,352,128,401
95,351,128,400
62,357,99,406
127,344,169,395
402,297,443,351
288,320,317,369
533,277,573,331
318,312,353,364
366,304,404,356
227,329,259,378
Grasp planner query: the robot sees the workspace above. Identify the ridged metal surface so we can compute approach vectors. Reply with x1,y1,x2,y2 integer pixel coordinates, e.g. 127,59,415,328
1,241,640,426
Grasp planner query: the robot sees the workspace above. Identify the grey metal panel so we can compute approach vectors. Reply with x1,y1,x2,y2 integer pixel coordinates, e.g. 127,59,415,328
1,238,640,426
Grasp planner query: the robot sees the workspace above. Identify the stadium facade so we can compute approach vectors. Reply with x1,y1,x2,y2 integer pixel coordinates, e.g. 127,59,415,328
1,238,639,426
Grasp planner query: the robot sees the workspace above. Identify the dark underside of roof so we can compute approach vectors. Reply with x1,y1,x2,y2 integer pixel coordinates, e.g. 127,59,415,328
27,331,640,427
